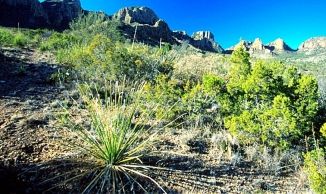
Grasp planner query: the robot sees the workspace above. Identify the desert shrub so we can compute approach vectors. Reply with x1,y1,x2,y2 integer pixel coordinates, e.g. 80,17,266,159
141,74,224,126
142,75,183,121
13,32,28,47
182,80,221,126
0,28,14,46
56,34,174,84
304,148,326,194
39,32,81,51
58,83,166,193
0,28,37,47
70,12,122,42
221,47,319,149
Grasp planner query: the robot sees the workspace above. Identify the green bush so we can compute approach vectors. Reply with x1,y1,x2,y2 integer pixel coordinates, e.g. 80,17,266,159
304,148,326,194
321,123,326,138
56,34,173,83
142,75,183,121
13,32,28,47
222,47,319,149
141,74,224,126
69,12,122,42
0,28,40,47
0,28,14,46
40,32,81,51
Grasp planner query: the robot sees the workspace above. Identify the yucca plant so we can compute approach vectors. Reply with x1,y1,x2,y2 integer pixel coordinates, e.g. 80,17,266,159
56,81,167,193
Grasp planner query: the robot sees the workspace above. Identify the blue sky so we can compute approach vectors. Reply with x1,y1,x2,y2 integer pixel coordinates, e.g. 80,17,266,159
79,0,326,49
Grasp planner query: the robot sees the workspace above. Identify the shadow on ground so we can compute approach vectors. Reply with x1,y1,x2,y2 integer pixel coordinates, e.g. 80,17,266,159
0,48,58,100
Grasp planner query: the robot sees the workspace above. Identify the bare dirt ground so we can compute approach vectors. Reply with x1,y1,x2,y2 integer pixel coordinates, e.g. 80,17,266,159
0,48,65,193
0,48,309,193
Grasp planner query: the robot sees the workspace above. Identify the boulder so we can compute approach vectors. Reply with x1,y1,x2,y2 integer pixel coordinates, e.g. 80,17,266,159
298,37,326,51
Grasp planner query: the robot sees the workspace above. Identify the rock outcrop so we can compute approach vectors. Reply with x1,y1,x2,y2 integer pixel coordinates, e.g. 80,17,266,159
114,7,159,25
228,38,293,54
114,7,223,53
191,31,224,52
0,0,48,28
298,37,326,51
114,7,175,45
250,38,264,51
267,38,294,52
232,40,252,51
0,0,82,30
41,0,82,30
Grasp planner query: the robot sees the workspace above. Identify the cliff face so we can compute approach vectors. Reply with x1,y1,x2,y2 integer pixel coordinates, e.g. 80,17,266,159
114,7,224,53
0,0,48,28
227,38,294,55
114,7,159,25
41,0,82,30
191,31,224,53
299,37,326,51
268,38,294,52
0,0,82,30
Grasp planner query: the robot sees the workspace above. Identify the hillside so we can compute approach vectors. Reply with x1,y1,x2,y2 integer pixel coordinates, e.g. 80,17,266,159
0,3,326,194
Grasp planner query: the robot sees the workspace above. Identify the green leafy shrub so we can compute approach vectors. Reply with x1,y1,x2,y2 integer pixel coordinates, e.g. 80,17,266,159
321,123,326,138
141,74,224,127
40,32,81,51
56,34,173,83
222,47,319,149
304,148,326,194
142,75,183,121
0,28,14,46
13,32,28,47
70,12,122,42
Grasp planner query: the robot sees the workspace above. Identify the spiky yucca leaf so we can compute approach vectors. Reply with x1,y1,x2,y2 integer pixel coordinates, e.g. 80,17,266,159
58,82,166,193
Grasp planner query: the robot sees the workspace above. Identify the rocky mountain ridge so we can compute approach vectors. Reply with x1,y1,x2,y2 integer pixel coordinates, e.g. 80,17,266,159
228,38,295,55
114,7,223,52
0,2,326,53
0,0,82,30
299,37,326,51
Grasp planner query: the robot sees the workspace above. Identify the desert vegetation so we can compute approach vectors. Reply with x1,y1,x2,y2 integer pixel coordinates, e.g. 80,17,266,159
1,13,326,193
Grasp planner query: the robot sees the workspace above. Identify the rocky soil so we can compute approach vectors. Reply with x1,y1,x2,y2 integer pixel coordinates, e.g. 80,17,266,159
0,48,66,193
0,48,310,193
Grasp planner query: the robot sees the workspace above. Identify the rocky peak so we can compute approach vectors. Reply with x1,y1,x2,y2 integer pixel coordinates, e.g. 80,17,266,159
115,7,223,53
233,40,252,51
228,38,294,55
299,37,326,51
251,38,264,51
268,38,293,52
191,31,224,53
192,31,215,41
114,7,159,25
